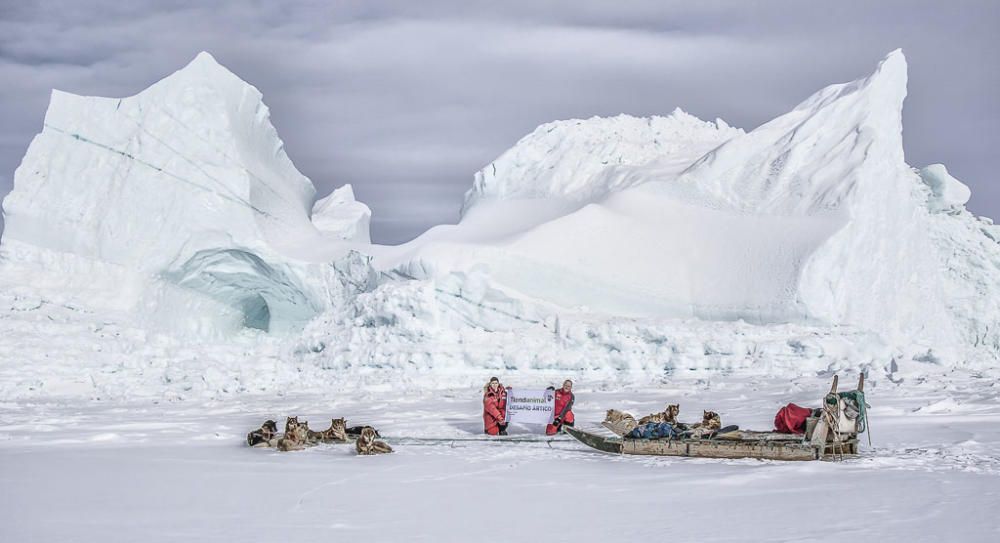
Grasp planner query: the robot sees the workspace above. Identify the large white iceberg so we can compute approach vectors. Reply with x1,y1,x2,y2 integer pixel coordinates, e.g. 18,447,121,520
1,52,367,335
0,49,997,400
372,50,998,365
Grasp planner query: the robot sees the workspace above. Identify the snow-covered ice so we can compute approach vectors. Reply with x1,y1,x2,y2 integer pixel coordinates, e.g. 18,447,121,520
2,374,999,542
920,163,973,213
1,48,999,542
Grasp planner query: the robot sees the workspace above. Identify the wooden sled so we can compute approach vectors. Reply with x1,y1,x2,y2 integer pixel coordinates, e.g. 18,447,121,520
566,374,866,461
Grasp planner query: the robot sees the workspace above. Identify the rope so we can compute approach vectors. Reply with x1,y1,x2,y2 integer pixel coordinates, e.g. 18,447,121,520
821,394,844,460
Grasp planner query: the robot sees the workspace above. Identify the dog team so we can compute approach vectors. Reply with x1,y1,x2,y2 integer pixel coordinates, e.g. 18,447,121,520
246,416,393,455
602,403,723,438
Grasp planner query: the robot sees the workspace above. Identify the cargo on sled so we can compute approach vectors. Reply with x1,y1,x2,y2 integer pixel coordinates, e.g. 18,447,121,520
565,374,868,461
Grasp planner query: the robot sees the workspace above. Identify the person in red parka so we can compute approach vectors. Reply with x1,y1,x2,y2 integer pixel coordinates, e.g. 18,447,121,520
483,376,508,436
546,380,576,435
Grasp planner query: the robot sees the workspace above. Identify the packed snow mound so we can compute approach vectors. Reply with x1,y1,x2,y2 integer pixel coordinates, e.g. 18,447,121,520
0,52,361,335
462,109,742,213
919,164,972,213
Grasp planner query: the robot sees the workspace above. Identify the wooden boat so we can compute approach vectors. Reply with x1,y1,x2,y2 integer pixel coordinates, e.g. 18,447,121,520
565,375,866,461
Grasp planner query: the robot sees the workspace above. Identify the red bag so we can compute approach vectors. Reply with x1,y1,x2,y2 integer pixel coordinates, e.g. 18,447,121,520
774,403,813,434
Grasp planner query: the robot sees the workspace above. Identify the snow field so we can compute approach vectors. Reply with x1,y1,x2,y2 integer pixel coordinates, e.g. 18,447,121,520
2,374,999,542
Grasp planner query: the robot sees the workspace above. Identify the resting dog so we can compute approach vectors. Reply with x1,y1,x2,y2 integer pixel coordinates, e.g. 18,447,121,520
246,419,279,448
695,410,721,430
602,409,639,437
638,404,680,425
686,410,722,438
309,418,348,444
355,426,393,455
277,416,310,452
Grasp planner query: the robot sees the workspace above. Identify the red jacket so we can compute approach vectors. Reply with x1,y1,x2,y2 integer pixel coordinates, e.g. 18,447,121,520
483,385,508,435
546,389,575,435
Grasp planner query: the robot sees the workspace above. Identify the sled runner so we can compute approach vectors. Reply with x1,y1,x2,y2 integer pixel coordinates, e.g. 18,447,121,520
385,435,566,445
566,375,866,461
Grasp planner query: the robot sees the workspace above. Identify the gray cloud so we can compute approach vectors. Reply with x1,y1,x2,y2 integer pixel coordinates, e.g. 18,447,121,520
0,0,997,243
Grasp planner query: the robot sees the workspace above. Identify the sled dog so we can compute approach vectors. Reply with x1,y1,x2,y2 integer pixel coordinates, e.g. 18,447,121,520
309,418,348,443
638,404,680,425
602,409,639,436
355,426,393,455
246,419,278,448
277,416,309,452
687,410,722,438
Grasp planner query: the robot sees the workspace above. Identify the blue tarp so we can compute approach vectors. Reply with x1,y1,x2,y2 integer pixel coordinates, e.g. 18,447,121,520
626,422,682,439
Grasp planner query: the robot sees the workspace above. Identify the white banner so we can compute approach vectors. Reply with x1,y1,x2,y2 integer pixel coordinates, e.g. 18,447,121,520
504,388,556,425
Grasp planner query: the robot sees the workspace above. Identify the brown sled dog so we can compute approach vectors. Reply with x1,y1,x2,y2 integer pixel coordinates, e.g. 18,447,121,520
602,409,639,436
638,404,680,425
277,416,310,452
687,410,722,438
246,419,279,448
355,426,393,455
308,418,348,444
695,410,721,430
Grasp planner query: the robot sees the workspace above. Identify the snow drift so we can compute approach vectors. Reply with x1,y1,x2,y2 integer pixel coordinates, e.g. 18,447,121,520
0,49,998,401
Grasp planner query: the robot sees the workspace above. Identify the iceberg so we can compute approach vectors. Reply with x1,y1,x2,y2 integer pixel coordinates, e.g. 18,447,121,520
374,49,999,365
1,48,997,399
0,52,365,335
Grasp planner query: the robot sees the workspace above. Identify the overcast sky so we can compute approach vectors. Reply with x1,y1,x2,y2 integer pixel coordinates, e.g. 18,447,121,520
0,1,997,243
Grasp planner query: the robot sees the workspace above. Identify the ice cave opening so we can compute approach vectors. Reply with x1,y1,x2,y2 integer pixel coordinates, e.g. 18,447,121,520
165,248,319,334
238,292,272,331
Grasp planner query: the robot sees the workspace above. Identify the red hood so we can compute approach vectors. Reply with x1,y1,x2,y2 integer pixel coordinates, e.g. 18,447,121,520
483,383,507,397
